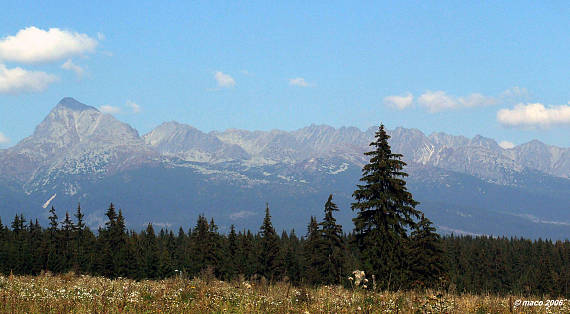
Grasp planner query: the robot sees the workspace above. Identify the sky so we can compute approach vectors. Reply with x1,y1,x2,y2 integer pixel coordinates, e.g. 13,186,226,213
0,1,568,149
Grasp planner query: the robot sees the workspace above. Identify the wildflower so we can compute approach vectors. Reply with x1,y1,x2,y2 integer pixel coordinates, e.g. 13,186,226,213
348,277,354,281
363,285,367,289
352,270,366,286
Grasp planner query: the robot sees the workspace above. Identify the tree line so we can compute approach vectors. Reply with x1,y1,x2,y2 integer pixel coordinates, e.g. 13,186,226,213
0,124,568,297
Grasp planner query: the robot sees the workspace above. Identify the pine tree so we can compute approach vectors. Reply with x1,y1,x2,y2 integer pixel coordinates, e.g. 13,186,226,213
62,212,74,271
72,203,87,273
97,203,127,277
141,223,159,278
190,215,210,275
28,219,43,274
351,124,421,289
46,206,63,272
226,224,239,280
237,230,257,278
206,218,223,278
408,214,445,288
282,229,302,284
105,203,117,231
303,216,323,284
319,194,346,284
258,204,282,282
114,210,129,277
74,203,85,231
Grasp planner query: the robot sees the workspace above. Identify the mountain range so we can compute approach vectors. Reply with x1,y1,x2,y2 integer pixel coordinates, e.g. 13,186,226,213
1,98,569,239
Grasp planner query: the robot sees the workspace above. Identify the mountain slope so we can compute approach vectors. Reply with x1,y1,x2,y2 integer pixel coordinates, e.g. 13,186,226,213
0,98,568,239
0,98,159,193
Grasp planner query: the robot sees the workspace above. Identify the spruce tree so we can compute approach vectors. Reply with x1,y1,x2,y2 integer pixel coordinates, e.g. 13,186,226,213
141,223,159,278
351,123,421,289
283,230,302,284
28,219,43,274
258,204,282,282
319,194,346,284
114,210,129,277
190,215,210,274
72,203,86,273
227,225,239,280
62,212,74,271
206,218,223,277
303,216,323,284
408,214,445,288
46,206,63,272
238,230,257,278
74,203,85,231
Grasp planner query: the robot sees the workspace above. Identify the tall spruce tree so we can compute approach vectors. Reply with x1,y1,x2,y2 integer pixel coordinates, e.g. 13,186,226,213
62,212,74,270
319,194,346,284
226,225,238,280
351,123,421,289
303,216,322,285
408,214,445,288
141,223,159,278
190,215,210,274
72,203,87,273
258,204,282,282
46,206,63,272
206,218,223,277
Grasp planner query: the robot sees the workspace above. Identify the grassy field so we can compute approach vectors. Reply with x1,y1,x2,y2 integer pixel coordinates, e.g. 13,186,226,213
0,273,568,313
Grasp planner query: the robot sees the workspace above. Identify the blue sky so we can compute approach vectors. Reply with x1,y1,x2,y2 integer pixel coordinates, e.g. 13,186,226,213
0,1,568,148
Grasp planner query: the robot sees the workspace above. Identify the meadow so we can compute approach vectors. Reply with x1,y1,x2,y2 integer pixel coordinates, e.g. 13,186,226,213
0,272,568,313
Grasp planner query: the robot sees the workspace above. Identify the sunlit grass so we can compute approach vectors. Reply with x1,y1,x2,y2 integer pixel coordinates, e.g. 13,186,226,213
0,273,568,313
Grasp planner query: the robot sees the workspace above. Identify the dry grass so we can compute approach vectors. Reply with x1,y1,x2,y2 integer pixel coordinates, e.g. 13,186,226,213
0,273,568,313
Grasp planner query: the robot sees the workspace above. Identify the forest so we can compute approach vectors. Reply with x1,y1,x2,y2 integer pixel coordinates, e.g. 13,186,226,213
1,125,568,298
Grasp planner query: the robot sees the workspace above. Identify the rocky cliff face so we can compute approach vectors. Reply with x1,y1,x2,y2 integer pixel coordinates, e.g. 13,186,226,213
145,121,569,183
0,98,158,191
143,121,249,163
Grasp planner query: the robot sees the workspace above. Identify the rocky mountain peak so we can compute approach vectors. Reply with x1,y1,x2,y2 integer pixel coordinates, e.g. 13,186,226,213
56,97,98,112
29,98,140,147
470,135,500,150
144,121,250,162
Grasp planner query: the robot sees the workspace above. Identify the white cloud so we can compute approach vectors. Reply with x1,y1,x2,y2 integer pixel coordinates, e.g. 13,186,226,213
126,100,141,113
0,64,58,94
61,59,84,77
214,71,235,88
0,26,97,63
459,93,497,107
418,91,458,112
98,105,121,114
384,93,413,110
497,103,570,128
498,141,515,149
418,90,497,113
289,77,309,87
0,132,9,144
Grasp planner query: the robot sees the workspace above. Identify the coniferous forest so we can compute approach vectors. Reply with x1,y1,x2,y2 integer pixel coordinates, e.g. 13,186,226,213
1,125,568,298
